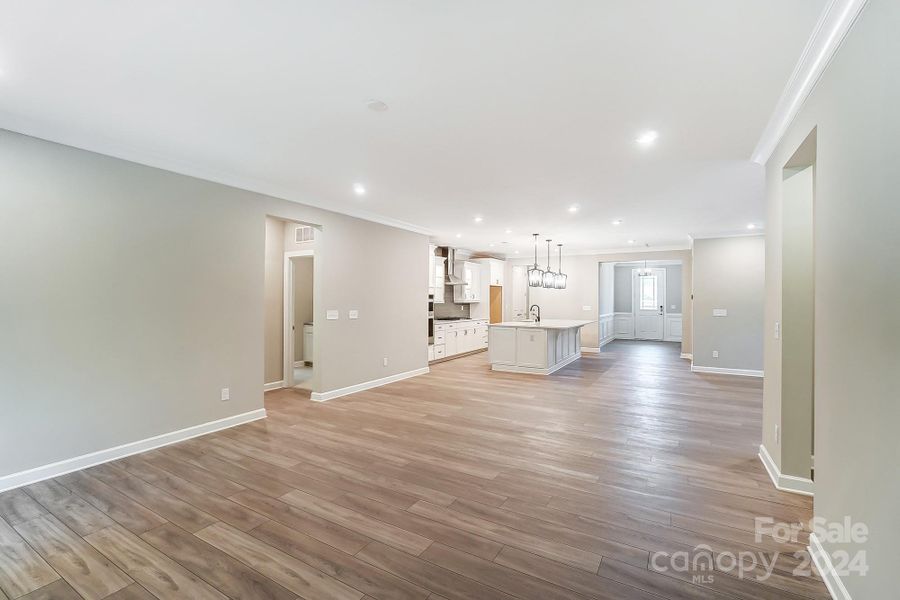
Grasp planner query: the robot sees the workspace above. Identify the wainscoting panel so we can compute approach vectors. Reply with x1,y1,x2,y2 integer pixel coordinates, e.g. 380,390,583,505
664,313,683,342
598,313,615,347
613,312,634,339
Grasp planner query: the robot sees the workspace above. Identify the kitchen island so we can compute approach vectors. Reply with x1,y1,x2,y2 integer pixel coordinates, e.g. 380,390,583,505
488,320,595,374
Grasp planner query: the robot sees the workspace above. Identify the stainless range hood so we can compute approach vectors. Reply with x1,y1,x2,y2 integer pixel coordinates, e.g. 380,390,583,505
442,247,465,286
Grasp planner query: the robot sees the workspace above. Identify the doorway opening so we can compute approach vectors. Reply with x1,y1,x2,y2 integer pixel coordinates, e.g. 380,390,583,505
778,127,816,483
263,216,319,395
286,252,314,389
604,260,684,345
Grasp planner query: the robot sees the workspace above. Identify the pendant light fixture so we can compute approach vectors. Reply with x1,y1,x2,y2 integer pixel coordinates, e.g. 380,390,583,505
553,243,567,289
527,233,544,287
637,259,652,277
542,239,556,288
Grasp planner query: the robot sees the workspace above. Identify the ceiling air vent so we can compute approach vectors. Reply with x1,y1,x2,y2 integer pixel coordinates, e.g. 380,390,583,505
295,226,315,243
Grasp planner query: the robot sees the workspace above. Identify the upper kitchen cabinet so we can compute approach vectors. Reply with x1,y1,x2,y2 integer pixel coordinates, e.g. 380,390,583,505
453,260,482,303
433,256,446,303
428,244,436,294
477,258,504,286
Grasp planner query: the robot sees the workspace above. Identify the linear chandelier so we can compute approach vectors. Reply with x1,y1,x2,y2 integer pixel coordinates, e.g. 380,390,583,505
527,234,567,289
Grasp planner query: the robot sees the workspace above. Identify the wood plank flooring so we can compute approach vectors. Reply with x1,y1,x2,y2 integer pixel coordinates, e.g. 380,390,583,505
0,341,829,600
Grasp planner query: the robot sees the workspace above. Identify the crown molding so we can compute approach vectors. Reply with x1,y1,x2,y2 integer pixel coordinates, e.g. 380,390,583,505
0,117,434,237
751,0,869,165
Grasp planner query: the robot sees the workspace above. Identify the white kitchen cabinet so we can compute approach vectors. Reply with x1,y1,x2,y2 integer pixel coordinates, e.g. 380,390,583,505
489,259,505,286
453,261,482,303
302,324,314,364
431,319,488,361
428,244,436,293
433,257,446,303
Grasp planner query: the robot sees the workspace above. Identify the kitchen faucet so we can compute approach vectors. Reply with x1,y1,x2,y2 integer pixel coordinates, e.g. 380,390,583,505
529,304,541,323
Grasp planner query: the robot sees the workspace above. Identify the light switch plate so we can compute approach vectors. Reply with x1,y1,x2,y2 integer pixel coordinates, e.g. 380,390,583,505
326,310,339,320
348,310,359,319
220,388,230,401
712,308,727,317
775,321,781,339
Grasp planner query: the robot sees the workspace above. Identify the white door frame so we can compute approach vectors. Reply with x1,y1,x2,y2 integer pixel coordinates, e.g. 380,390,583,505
283,249,314,387
632,268,666,340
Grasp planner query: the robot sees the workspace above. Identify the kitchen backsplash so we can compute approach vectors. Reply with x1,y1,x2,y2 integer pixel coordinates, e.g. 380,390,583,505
434,286,471,319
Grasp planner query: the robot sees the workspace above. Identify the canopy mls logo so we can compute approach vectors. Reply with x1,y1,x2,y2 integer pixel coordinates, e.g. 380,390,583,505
650,516,869,585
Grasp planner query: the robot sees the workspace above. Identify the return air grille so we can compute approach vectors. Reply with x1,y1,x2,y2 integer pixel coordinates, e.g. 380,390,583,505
295,226,315,243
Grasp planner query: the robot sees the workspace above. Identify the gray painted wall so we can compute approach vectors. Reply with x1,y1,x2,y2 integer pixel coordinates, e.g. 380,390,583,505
691,236,764,371
0,129,428,479
613,266,633,312
763,3,899,596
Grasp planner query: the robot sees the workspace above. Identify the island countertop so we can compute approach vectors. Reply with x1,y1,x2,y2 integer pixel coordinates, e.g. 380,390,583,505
490,319,595,330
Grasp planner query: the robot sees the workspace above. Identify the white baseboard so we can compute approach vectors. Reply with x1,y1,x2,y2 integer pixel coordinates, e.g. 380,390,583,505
0,409,267,493
691,364,764,377
310,367,429,402
758,444,815,496
680,353,693,360
264,380,284,391
580,346,601,353
808,531,853,600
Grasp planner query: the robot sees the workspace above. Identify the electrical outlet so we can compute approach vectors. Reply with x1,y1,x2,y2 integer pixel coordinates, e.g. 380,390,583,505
712,350,719,358
326,310,339,320
221,388,230,402
775,425,780,444
383,357,389,367
348,310,359,319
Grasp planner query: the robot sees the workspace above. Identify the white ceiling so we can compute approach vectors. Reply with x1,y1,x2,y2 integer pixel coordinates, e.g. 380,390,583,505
0,1,825,255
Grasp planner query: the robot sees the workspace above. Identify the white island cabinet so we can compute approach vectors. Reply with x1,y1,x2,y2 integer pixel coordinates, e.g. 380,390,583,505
489,320,595,375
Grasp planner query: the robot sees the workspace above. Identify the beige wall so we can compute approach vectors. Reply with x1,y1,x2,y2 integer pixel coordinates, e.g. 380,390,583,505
763,2,899,596
0,128,428,480
506,249,693,354
692,236,765,371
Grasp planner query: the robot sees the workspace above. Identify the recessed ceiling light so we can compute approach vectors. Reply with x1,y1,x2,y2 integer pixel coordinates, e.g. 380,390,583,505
627,239,635,244
568,205,579,213
455,233,462,239
489,243,495,247
352,183,366,196
636,130,658,146
612,219,623,226
747,223,756,230
514,250,520,254
366,99,389,112
474,216,483,223
505,229,512,234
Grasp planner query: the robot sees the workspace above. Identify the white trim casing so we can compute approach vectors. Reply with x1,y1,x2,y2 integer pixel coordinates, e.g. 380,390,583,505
752,0,870,164
264,380,284,391
758,444,815,496
0,409,267,493
310,367,429,402
808,532,854,600
691,364,764,378
680,353,693,360
580,347,600,354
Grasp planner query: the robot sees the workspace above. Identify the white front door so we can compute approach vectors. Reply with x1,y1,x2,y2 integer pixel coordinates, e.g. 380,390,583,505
633,268,666,340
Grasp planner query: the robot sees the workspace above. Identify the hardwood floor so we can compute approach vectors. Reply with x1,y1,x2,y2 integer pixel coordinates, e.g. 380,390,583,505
0,341,828,600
